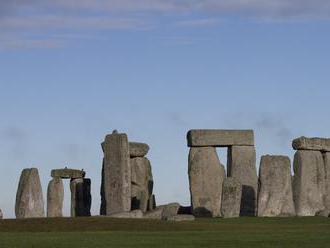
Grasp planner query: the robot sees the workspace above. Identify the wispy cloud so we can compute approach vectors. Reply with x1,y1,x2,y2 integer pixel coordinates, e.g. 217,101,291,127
176,18,220,28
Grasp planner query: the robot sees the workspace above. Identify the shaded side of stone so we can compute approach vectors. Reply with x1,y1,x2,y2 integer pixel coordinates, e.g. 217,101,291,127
227,146,258,216
100,158,106,215
70,178,91,217
129,142,150,157
188,147,225,217
187,129,254,147
221,177,241,218
15,168,45,218
47,177,64,217
257,155,295,217
293,150,326,216
103,132,131,215
147,194,156,211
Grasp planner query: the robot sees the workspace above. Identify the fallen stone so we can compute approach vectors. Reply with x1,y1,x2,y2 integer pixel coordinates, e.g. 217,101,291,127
102,132,131,215
161,203,181,220
131,157,153,212
70,178,91,217
292,137,330,152
51,168,85,179
129,142,150,157
316,209,330,217
293,150,326,216
227,146,258,216
47,177,64,217
143,208,164,220
15,168,45,218
110,210,143,219
166,215,195,222
187,129,254,147
189,147,225,217
221,177,241,218
323,153,330,210
257,155,296,217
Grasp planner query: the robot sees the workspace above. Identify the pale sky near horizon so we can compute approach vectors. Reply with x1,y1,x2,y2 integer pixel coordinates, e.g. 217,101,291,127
1,0,330,218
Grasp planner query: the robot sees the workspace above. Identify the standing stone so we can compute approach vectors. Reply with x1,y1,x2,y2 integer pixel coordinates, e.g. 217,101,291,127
188,147,225,217
258,155,295,217
0,209,3,219
102,131,131,215
47,177,64,217
70,178,91,217
15,168,45,218
147,194,156,211
324,153,330,210
221,177,241,218
293,150,326,216
131,157,153,212
227,146,258,216
100,158,106,215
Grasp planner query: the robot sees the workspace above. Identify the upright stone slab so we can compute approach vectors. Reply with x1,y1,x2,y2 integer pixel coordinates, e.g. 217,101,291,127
188,147,225,217
0,209,3,219
221,177,241,218
129,142,149,157
293,150,326,216
102,131,131,215
131,157,153,212
47,177,64,217
100,158,106,215
187,129,254,147
293,137,330,152
227,146,257,216
324,153,330,210
15,168,45,218
258,155,295,217
70,178,91,217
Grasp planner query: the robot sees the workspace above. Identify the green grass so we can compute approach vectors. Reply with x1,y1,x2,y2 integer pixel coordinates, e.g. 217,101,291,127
0,217,330,247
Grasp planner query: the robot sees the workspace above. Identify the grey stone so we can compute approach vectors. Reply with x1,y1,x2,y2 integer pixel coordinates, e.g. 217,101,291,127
0,209,2,219
129,142,150,157
187,129,254,147
109,210,143,219
160,203,181,220
221,177,241,218
147,194,156,211
47,177,64,217
293,137,330,152
316,209,330,217
143,208,163,220
131,157,153,212
188,147,225,217
293,150,326,216
323,153,330,210
166,215,195,222
257,155,296,217
15,168,45,218
102,132,131,215
70,178,91,217
227,146,258,216
100,158,106,215
51,168,85,179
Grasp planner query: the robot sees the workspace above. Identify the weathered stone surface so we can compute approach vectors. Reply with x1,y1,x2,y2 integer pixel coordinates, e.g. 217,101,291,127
324,153,330,210
143,208,163,220
293,137,330,152
102,132,131,215
316,209,330,217
147,194,156,211
70,178,91,217
227,146,258,216
109,210,143,219
166,215,195,222
131,157,153,212
187,129,254,147
47,178,64,217
293,150,326,216
221,177,241,218
257,155,295,217
189,147,225,217
161,203,181,220
15,168,45,218
51,168,85,179
129,142,150,157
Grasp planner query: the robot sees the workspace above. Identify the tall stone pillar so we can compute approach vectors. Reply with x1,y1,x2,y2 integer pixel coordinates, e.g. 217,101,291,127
101,131,131,215
47,177,64,217
188,147,225,217
15,168,45,218
70,178,91,217
227,146,258,216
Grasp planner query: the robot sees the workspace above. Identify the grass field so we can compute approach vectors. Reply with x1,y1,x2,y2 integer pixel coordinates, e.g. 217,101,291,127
1,217,330,247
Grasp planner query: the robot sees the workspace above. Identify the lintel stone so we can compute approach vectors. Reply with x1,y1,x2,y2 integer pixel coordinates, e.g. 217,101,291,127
292,136,330,152
187,129,254,147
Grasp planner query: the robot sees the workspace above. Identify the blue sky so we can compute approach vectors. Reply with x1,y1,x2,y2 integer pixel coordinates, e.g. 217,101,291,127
1,0,330,218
